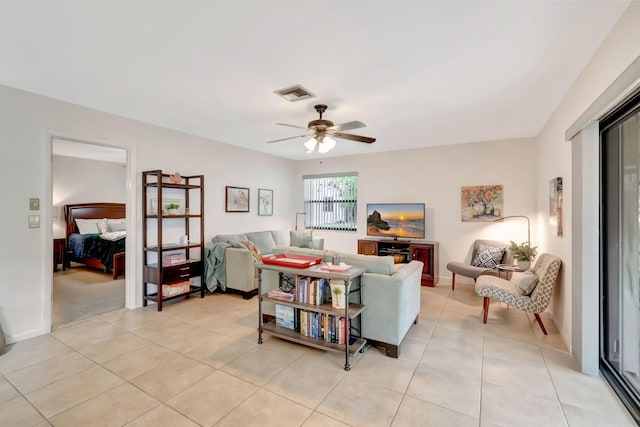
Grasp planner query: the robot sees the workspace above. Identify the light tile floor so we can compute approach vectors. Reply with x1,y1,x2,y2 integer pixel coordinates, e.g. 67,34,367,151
0,279,636,426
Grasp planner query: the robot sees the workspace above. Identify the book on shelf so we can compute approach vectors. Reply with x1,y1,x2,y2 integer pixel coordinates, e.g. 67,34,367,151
298,309,350,344
295,277,330,305
267,290,294,302
275,304,296,329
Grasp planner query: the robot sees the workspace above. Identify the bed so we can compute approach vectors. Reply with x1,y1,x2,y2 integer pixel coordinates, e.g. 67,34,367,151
64,202,126,274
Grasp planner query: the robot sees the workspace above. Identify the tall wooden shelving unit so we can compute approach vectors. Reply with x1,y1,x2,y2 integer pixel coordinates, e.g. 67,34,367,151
142,170,205,311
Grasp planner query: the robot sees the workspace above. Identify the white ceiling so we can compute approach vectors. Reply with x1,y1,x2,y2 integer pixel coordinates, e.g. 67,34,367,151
0,1,631,160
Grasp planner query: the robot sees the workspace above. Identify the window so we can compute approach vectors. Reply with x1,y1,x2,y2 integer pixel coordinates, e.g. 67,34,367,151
303,173,357,231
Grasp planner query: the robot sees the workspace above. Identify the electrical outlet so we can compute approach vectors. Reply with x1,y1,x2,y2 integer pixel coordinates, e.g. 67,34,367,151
28,215,40,228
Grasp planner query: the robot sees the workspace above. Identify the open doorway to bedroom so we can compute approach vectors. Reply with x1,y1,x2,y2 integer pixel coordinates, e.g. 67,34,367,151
51,138,128,329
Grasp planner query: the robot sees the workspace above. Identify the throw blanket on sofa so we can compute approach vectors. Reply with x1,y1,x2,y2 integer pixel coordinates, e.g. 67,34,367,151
205,241,230,292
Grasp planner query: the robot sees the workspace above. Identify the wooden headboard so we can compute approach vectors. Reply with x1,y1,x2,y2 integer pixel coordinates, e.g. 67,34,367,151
64,203,126,237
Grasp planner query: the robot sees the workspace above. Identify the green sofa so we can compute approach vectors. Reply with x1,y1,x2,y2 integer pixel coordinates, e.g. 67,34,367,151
262,246,424,358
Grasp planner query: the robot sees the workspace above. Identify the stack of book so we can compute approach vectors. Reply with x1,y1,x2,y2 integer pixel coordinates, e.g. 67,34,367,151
267,290,294,302
162,253,186,266
162,280,190,297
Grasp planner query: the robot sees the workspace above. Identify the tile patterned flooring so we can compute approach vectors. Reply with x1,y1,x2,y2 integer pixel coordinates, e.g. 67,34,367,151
1,279,636,426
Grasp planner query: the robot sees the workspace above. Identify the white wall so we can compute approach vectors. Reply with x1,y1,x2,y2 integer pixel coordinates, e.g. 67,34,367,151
535,3,640,372
52,155,127,238
295,138,539,278
0,84,296,343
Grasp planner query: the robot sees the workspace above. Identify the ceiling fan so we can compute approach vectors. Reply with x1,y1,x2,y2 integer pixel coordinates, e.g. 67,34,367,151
266,104,376,153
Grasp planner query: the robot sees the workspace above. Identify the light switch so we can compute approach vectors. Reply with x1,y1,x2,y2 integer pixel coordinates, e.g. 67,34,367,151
28,215,40,228
29,198,39,210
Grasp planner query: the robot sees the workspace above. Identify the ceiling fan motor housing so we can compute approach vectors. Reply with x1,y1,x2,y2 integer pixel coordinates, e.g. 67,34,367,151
307,119,334,131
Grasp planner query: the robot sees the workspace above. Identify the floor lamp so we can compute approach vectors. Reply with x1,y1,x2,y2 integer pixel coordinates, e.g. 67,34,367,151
493,215,530,245
295,212,306,231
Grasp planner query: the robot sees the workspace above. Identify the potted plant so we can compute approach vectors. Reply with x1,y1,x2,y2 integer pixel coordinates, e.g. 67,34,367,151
509,241,538,270
165,203,181,215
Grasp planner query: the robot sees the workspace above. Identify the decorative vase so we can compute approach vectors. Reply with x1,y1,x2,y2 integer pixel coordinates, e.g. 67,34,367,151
485,203,494,216
168,208,179,215
330,280,346,310
470,201,485,216
517,260,531,271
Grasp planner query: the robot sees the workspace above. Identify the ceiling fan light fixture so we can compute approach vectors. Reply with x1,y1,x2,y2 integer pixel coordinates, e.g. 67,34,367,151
304,138,317,153
318,136,336,153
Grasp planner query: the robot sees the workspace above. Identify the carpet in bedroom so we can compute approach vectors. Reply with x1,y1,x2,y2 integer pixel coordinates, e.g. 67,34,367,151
52,267,124,329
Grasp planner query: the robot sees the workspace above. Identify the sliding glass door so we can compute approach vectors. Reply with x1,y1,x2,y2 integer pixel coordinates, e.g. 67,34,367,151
601,91,640,422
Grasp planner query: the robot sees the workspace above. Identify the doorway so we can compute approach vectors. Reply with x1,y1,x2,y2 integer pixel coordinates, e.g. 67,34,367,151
601,90,640,422
51,138,128,328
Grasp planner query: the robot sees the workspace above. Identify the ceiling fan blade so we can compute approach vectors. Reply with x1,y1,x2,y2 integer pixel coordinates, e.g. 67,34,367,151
331,121,366,132
266,133,313,143
331,120,366,132
276,122,308,130
333,132,376,144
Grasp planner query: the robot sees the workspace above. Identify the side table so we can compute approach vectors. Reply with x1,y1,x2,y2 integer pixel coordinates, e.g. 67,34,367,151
53,238,65,272
113,252,125,279
496,263,522,279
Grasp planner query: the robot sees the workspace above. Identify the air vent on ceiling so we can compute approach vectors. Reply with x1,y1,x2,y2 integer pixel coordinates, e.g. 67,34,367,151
274,85,315,102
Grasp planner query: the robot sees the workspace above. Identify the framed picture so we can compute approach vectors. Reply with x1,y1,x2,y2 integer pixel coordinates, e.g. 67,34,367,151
225,186,250,212
258,188,273,216
549,177,563,237
460,185,504,222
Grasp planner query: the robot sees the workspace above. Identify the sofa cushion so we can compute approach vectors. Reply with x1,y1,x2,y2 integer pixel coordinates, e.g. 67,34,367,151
246,231,277,255
212,233,248,245
271,230,289,247
290,229,314,248
336,251,395,275
472,243,505,269
272,245,326,258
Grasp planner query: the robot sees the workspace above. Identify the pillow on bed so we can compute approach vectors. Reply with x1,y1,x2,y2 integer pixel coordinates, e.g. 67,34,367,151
75,218,101,234
108,222,126,232
97,218,109,234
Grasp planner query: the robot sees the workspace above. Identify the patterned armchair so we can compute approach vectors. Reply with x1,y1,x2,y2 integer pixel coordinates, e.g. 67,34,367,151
446,239,512,290
475,253,561,334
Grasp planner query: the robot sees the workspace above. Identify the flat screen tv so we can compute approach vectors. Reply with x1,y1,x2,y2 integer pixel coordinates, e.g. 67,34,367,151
366,203,425,239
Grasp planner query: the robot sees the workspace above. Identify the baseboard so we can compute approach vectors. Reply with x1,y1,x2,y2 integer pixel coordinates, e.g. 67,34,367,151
5,327,49,345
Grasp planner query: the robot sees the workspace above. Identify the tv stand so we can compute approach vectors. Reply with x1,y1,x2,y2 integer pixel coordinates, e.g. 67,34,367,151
357,238,439,287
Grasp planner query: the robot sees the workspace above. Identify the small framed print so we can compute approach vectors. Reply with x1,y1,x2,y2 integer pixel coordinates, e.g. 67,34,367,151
258,189,273,216
225,186,249,212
